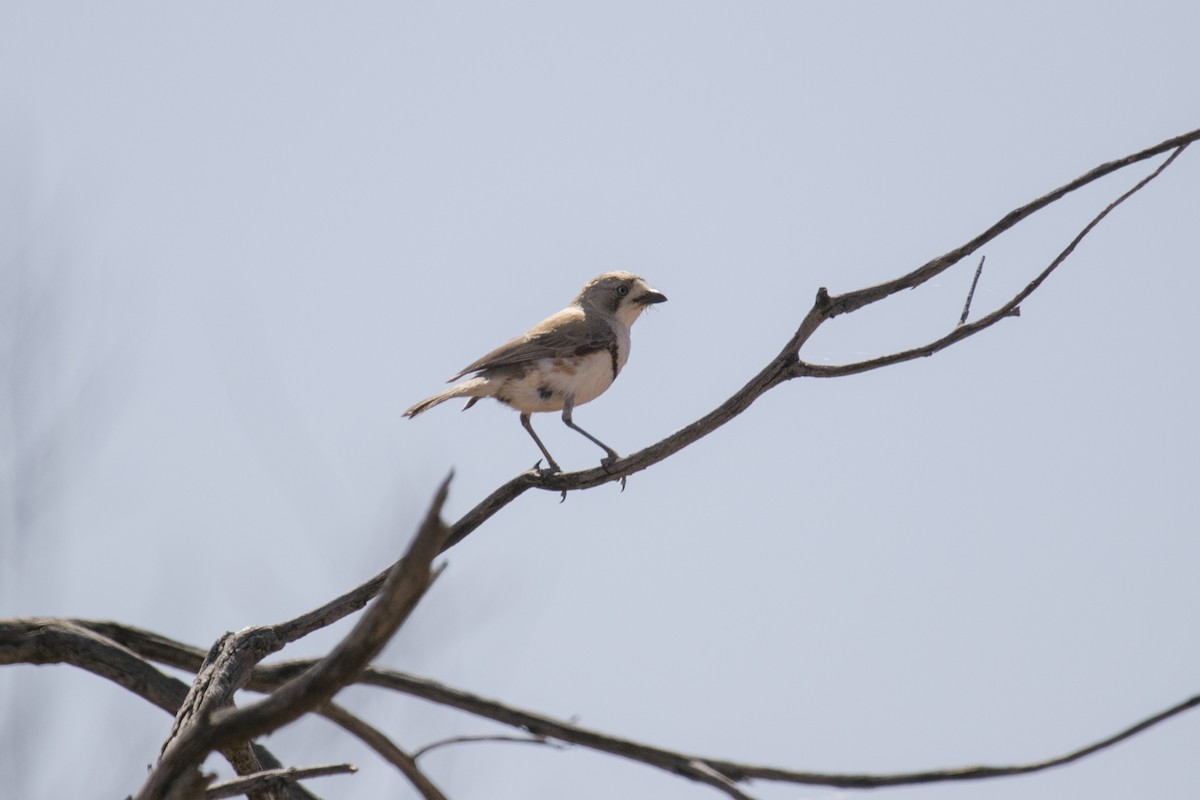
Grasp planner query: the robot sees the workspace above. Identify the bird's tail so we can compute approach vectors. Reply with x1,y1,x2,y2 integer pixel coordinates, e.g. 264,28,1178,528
403,377,493,418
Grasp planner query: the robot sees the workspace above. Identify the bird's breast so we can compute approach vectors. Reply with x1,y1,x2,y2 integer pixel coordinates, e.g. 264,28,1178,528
495,348,623,413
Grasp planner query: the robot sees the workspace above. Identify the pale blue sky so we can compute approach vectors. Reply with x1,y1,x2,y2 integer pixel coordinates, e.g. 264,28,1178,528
2,3,1198,799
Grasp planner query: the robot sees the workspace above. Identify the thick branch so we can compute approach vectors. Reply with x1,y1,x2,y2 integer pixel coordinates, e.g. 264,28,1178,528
0,618,188,713
11,617,1200,794
0,620,310,800
134,475,452,800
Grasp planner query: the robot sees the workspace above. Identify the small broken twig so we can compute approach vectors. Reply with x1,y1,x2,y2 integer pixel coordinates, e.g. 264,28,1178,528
205,764,356,800
958,255,986,326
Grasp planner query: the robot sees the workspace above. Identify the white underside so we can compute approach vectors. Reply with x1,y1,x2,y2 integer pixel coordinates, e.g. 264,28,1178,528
429,317,636,415
501,350,617,412
475,322,631,414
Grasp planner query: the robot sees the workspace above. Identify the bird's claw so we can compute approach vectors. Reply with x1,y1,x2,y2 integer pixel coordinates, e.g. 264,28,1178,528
530,459,568,502
532,458,561,477
599,454,626,492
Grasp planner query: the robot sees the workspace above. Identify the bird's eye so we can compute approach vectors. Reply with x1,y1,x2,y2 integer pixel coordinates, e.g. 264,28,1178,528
617,284,630,296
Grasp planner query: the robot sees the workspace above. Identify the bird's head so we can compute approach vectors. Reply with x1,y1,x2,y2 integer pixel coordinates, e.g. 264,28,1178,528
575,271,667,327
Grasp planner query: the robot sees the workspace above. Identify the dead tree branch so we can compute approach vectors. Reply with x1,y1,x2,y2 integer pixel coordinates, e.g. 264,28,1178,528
436,129,1197,549
958,255,986,326
1,127,1198,799
205,765,356,800
132,475,451,800
0,619,307,799
789,143,1187,379
320,704,450,800
10,618,1195,797
349,664,1200,791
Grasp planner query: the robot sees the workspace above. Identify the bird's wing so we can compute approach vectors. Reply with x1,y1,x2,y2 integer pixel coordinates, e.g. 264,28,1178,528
449,307,616,380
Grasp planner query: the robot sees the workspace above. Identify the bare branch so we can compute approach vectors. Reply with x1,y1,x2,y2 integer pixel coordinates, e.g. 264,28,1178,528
958,255,986,326
160,768,212,800
4,126,1198,800
75,620,210,673
0,619,297,799
0,618,188,714
720,691,1200,788
134,474,452,800
683,760,759,800
4,617,292,800
441,130,1196,548
412,732,562,760
345,665,1200,792
205,765,356,800
9,616,1200,794
817,127,1199,319
321,704,449,800
790,142,1188,381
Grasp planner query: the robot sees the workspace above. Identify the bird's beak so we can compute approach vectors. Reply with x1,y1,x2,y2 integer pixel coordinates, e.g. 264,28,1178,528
636,289,668,306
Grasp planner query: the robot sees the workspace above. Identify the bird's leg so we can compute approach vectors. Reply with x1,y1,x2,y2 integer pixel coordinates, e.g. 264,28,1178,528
561,398,621,470
520,413,561,474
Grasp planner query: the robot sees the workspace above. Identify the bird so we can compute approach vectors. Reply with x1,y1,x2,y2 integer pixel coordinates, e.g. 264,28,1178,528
404,271,667,474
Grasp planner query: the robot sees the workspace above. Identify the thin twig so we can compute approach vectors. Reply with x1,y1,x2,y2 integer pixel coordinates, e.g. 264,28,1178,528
205,765,356,800
728,691,1200,788
684,760,759,800
958,255,986,326
791,143,1188,381
818,126,1200,320
412,732,562,760
321,704,449,800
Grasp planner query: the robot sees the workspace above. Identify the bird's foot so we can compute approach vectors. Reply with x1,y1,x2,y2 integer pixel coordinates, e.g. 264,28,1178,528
532,458,562,477
599,454,627,492
531,459,568,502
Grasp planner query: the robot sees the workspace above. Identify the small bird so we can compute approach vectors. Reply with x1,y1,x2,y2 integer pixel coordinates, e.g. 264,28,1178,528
404,271,667,473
